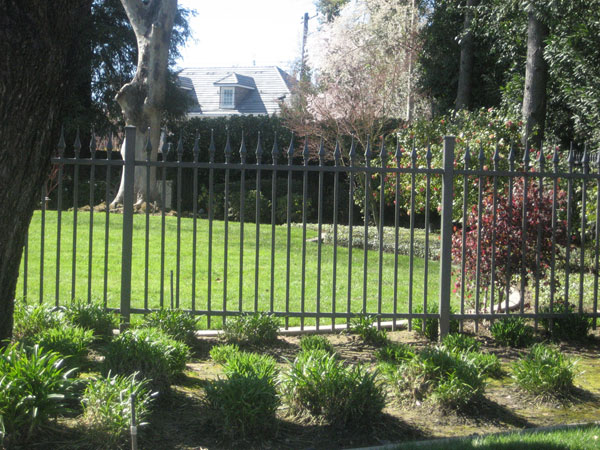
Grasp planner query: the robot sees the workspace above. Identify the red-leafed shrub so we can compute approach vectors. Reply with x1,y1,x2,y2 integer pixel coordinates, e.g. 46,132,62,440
452,180,568,302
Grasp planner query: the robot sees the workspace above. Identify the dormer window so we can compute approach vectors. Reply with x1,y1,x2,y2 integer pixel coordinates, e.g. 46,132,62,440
220,87,234,108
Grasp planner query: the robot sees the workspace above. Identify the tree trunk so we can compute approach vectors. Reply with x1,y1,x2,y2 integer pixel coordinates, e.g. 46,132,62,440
111,0,177,207
522,8,549,148
0,0,90,341
455,0,477,111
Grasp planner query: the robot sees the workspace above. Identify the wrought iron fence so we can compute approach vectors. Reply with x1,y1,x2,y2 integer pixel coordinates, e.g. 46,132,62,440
18,126,600,335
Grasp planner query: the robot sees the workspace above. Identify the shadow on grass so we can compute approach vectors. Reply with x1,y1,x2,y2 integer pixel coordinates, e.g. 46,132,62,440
456,396,533,429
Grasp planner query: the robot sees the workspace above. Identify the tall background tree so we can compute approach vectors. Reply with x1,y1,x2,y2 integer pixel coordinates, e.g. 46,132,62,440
0,0,91,340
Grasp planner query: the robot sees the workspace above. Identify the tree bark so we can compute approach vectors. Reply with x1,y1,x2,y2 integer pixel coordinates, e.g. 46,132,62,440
455,0,477,111
0,0,90,341
522,8,549,147
111,0,177,207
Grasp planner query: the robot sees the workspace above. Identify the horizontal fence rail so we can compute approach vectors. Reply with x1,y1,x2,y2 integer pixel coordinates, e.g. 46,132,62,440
18,126,600,335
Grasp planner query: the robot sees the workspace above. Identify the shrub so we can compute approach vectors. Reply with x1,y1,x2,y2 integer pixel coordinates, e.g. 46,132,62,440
13,303,65,341
103,327,189,394
412,304,459,341
490,316,534,347
512,343,575,399
375,341,415,364
222,312,279,346
64,301,118,339
221,351,278,384
203,374,280,439
540,301,592,341
441,333,480,353
466,352,502,379
348,314,388,346
440,334,501,378
33,326,94,363
81,372,153,448
280,350,385,427
142,309,198,344
0,344,75,444
299,335,335,354
392,346,485,409
209,343,240,364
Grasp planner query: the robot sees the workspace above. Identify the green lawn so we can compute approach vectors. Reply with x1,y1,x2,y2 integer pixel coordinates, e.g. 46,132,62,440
18,210,441,328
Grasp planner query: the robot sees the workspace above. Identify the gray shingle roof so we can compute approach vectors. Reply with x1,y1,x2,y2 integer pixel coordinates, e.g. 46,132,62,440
178,66,297,117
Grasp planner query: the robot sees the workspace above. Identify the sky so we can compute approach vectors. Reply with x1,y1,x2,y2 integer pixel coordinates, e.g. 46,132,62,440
176,0,319,73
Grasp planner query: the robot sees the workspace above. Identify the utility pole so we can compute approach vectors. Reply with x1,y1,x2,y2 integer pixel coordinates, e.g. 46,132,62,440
300,12,309,81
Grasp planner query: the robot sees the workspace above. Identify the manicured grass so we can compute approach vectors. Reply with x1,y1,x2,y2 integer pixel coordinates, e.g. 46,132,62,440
18,210,441,328
393,424,600,449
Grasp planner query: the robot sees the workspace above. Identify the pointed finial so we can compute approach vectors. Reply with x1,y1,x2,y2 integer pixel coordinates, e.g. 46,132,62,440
73,128,81,158
144,128,152,160
302,136,309,163
287,133,294,164
365,136,372,161
224,128,232,163
538,142,545,171
552,143,560,167
106,132,113,159
508,142,515,166
239,131,247,163
394,135,402,161
334,140,341,165
410,141,417,167
522,144,530,166
425,143,432,168
177,134,184,161
193,133,200,162
318,137,325,165
349,136,357,163
208,129,216,163
582,144,589,171
271,132,279,163
160,129,168,156
464,145,471,168
57,126,66,157
478,144,485,168
89,130,96,158
379,136,387,165
255,131,263,164
568,142,575,168
493,143,500,167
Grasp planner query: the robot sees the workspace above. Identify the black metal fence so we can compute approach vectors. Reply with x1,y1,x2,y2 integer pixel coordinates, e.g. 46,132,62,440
18,126,600,335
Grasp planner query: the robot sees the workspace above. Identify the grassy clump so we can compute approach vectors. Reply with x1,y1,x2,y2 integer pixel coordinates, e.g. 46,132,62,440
540,301,592,342
299,335,335,354
348,314,388,346
102,327,189,394
81,372,153,448
391,346,485,410
32,326,94,365
440,334,501,378
412,304,459,341
209,343,240,364
64,301,118,340
441,333,480,353
512,343,575,399
280,349,385,427
0,344,75,445
221,351,278,383
375,341,415,364
141,309,199,344
222,312,279,347
13,303,65,341
490,316,534,347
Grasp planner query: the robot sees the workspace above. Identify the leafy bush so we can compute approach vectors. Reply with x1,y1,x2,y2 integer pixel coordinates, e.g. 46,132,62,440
465,352,502,379
209,343,240,364
490,316,534,347
348,314,388,346
64,301,118,339
412,304,459,341
512,343,575,399
392,346,485,409
299,334,335,354
375,341,415,364
540,301,592,341
221,351,278,384
280,350,385,427
440,334,501,378
222,312,279,347
441,333,480,353
33,326,94,364
81,372,153,448
203,374,280,439
103,327,189,394
13,303,65,341
0,344,75,444
142,309,198,344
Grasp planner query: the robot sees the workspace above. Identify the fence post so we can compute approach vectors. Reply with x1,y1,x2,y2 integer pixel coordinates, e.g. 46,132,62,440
120,126,136,330
439,135,455,339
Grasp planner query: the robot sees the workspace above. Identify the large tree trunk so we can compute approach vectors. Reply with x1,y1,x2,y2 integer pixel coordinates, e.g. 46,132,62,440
522,8,549,147
111,0,177,207
455,0,477,111
0,0,90,341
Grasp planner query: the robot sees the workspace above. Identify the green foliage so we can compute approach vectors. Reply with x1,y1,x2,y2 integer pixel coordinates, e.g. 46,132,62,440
375,341,415,364
441,333,480,353
512,344,575,399
209,344,240,364
392,346,485,410
440,334,501,379
490,316,534,347
412,304,459,341
540,301,592,341
141,309,198,344
203,374,280,440
348,314,389,346
465,352,502,379
13,303,65,342
299,335,335,355
221,351,278,384
0,344,75,444
103,327,189,394
222,312,280,347
33,326,94,364
280,350,385,427
64,301,118,339
81,372,153,449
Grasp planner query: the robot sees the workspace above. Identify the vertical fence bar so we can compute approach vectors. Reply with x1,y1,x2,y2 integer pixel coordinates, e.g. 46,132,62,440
301,138,309,330
459,146,470,330
549,145,559,321
254,133,263,313
474,145,485,332
192,134,200,313
316,139,325,330
594,151,600,329
270,135,279,315
239,133,247,313
423,144,432,324
347,139,356,326
438,136,455,338
72,130,81,301
519,146,530,314
120,126,136,329
579,148,589,313
176,136,184,309
506,145,515,313
534,144,545,329
160,139,168,309
23,205,28,302
408,142,416,329
565,145,575,305
88,133,96,304
207,131,216,327
39,185,46,304
363,139,371,314
223,131,232,321
143,130,151,311
103,135,112,308
332,141,341,330
393,139,401,330
285,135,294,329
490,145,500,319
377,138,386,328
55,128,65,307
